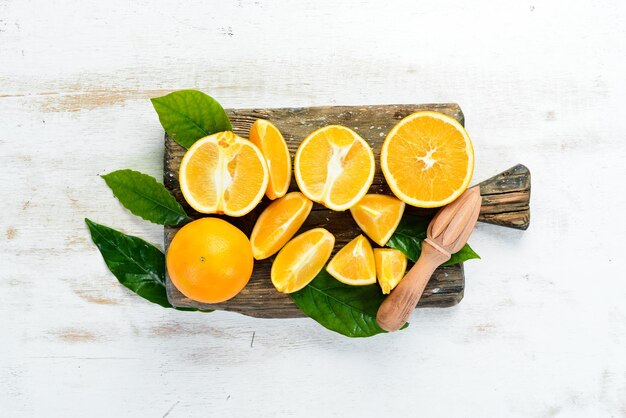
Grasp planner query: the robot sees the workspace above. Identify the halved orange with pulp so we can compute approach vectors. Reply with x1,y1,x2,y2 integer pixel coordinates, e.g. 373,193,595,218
179,131,268,217
294,125,375,211
381,111,474,208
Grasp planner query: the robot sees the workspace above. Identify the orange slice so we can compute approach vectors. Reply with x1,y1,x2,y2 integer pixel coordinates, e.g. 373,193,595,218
349,194,405,246
179,131,268,217
250,192,313,260
294,125,375,211
271,228,335,293
326,235,376,286
381,111,474,208
249,119,291,200
373,248,407,294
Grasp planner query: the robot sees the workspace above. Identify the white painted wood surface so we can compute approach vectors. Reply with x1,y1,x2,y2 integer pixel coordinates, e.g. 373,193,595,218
1,0,625,416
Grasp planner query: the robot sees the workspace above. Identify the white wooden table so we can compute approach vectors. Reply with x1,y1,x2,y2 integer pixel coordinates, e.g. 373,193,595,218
2,1,625,416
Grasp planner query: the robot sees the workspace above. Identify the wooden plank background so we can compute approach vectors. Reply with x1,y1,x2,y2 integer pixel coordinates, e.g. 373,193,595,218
1,1,624,417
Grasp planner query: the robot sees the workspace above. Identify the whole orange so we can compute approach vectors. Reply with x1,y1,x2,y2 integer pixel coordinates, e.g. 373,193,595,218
166,217,253,303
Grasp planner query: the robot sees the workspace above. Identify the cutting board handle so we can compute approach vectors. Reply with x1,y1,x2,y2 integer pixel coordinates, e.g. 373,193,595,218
477,164,530,230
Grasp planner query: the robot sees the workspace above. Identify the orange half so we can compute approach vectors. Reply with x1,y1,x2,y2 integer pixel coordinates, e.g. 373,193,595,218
294,125,375,211
179,131,268,217
249,119,291,200
381,111,474,208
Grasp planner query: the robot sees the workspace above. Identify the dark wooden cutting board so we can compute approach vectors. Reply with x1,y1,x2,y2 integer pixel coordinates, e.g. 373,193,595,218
163,104,530,318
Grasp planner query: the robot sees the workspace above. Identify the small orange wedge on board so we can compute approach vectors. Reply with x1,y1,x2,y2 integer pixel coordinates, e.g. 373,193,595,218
249,119,292,200
250,192,313,260
326,235,376,286
271,228,335,293
373,248,407,294
349,194,405,246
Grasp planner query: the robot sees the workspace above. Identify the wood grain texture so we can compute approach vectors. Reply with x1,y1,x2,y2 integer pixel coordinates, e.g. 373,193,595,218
165,104,467,317
478,164,531,230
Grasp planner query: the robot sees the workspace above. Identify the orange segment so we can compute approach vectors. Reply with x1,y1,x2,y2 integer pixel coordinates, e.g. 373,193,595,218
373,248,407,294
249,119,291,200
381,111,474,208
294,125,375,211
349,194,405,246
271,228,335,293
326,235,376,286
179,131,268,216
250,192,313,260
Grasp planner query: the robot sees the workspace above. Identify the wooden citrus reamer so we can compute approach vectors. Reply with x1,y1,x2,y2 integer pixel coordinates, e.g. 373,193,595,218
377,187,483,332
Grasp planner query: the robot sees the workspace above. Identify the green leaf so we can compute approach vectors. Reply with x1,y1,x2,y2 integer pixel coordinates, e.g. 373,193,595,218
447,243,481,266
85,219,210,312
151,89,232,148
386,215,429,262
85,218,170,308
101,169,190,226
386,213,480,266
290,270,407,338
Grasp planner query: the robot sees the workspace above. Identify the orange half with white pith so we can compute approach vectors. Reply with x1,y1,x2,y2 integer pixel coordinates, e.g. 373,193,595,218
381,111,474,208
179,131,268,217
294,125,375,211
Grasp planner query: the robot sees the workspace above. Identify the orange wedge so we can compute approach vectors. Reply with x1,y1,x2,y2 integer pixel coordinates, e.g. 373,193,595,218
381,111,474,208
326,235,376,286
271,228,335,293
179,131,268,217
250,192,313,260
294,125,375,211
349,194,405,246
249,119,291,200
373,248,407,294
